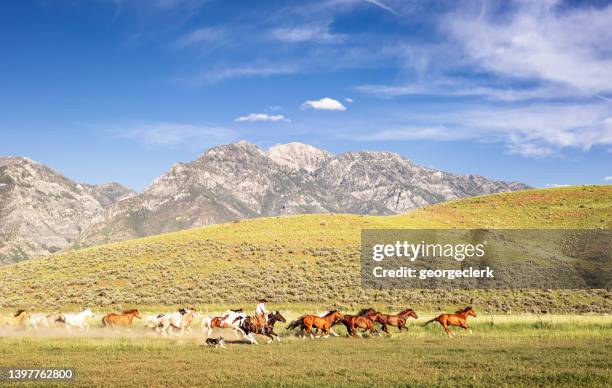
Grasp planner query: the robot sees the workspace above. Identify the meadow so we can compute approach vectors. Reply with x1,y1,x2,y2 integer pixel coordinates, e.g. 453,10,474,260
0,311,610,387
0,186,610,386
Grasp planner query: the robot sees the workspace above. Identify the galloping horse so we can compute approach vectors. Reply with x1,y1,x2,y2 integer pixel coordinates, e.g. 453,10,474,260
286,310,343,339
359,308,418,335
201,309,246,338
26,313,65,329
340,314,378,337
158,307,199,336
0,309,31,328
422,306,477,337
64,309,94,330
102,309,141,329
235,311,286,344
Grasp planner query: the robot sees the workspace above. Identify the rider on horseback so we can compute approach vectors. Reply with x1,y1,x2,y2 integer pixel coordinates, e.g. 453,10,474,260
255,298,269,327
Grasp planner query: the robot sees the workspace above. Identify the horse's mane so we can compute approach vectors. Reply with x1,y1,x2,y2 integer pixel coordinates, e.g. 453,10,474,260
230,308,243,313
322,310,338,317
178,308,187,315
122,309,138,314
455,306,472,314
358,308,376,316
14,309,26,317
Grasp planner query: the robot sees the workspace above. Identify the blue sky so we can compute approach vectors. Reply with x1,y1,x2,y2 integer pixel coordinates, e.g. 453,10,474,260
1,0,611,191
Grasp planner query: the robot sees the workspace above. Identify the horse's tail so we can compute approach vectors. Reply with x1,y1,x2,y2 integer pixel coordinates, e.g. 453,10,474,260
101,316,108,327
286,316,305,331
422,317,438,327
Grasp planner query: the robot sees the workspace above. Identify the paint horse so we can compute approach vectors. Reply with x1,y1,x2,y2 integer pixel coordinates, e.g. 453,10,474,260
201,309,246,338
235,311,287,344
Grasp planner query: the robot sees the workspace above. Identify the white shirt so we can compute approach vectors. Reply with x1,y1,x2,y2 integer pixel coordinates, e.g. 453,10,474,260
256,303,268,315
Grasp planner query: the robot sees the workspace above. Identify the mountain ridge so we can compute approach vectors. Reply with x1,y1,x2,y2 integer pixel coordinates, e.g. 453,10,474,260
76,141,528,248
0,142,529,263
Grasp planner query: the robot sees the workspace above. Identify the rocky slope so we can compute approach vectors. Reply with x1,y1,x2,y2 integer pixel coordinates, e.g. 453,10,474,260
0,157,134,264
77,141,528,247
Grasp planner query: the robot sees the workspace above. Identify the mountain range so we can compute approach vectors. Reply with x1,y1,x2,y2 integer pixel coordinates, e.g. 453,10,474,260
0,141,528,264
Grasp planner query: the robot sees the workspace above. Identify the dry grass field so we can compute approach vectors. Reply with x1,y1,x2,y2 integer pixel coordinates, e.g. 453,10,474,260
0,312,610,387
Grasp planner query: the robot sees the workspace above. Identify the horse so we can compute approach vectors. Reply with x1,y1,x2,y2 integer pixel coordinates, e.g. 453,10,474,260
340,314,379,337
63,309,94,330
0,309,31,328
102,309,141,329
422,306,477,337
286,310,341,337
158,307,199,336
26,313,65,329
235,311,287,344
201,309,247,338
359,307,418,335
286,310,343,339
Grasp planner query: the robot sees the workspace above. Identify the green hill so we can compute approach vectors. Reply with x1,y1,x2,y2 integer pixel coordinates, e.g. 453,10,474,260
1,185,610,312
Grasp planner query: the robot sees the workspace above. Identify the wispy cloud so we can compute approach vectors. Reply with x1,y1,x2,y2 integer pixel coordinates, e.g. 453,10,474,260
443,1,612,100
271,23,345,43
364,0,397,15
605,176,612,181
175,26,225,48
302,97,346,111
174,64,299,85
356,80,592,102
235,113,290,123
351,102,612,158
114,121,236,148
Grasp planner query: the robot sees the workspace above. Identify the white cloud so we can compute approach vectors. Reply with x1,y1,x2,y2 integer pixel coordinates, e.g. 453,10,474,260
351,102,612,158
364,0,397,15
235,113,290,123
175,27,225,48
345,97,354,103
302,97,346,111
545,184,571,188
356,81,591,102
115,122,236,148
444,1,612,99
271,23,345,43
178,64,298,85
605,176,612,181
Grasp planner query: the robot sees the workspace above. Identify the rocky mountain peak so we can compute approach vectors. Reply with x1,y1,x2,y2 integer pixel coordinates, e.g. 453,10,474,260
267,142,332,172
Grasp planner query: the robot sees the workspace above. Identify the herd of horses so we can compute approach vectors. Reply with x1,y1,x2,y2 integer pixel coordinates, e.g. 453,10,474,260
0,306,477,343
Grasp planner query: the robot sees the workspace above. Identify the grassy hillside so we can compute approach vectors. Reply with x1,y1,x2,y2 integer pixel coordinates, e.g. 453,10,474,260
0,185,610,312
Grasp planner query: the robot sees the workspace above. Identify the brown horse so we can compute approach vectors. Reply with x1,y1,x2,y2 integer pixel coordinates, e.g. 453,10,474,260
359,308,418,335
340,314,378,337
286,310,343,339
0,309,31,328
422,306,477,337
102,309,141,329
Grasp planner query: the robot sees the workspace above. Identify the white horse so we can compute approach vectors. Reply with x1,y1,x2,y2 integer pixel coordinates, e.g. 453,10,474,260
201,309,246,338
63,309,94,330
26,313,65,329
